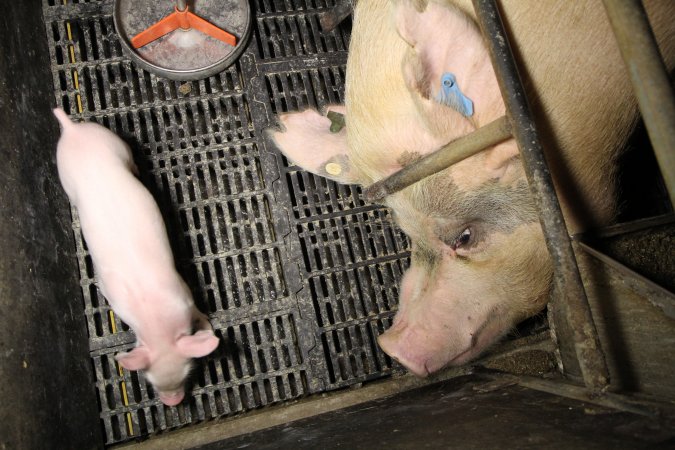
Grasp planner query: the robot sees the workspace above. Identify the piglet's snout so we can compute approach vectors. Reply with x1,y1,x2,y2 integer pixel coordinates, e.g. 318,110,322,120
159,391,185,406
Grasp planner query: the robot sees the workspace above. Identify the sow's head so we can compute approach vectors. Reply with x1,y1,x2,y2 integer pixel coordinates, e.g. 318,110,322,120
267,2,555,376
267,105,552,377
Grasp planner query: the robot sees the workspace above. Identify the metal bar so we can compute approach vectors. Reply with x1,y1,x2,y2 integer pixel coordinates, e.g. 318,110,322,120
603,0,675,207
472,0,609,390
574,240,675,319
573,213,675,240
176,0,187,12
319,1,353,32
364,115,512,202
482,372,662,417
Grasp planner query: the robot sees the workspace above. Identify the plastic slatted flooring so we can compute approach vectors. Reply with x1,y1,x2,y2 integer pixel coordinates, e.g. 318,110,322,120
41,0,410,445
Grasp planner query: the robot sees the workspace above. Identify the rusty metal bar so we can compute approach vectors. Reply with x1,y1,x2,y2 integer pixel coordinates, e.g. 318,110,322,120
364,115,511,202
574,213,675,240
485,372,661,417
574,240,675,319
603,0,675,207
319,0,353,32
472,0,609,390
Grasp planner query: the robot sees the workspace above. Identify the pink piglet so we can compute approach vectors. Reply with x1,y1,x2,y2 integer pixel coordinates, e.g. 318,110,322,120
54,108,219,406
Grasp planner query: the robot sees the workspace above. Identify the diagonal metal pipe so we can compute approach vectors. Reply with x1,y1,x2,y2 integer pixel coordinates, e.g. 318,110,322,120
364,115,512,202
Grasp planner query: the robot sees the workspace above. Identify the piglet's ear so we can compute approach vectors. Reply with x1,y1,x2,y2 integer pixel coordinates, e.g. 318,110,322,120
176,330,220,359
267,106,363,185
116,347,151,371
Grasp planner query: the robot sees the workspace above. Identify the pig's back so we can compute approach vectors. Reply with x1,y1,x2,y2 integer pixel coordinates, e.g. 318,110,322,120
463,0,674,228
56,125,178,294
348,0,674,230
77,168,176,282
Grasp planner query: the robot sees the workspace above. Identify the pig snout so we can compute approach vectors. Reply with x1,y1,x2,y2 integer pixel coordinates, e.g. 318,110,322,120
378,310,501,377
377,252,512,377
377,222,551,377
159,391,185,407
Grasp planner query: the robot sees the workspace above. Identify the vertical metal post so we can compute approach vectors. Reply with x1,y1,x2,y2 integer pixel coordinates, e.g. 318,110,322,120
602,0,675,207
472,0,610,390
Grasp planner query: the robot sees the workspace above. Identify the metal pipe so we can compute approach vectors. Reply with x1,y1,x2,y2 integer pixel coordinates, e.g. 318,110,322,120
574,240,675,319
472,0,609,390
603,0,675,207
487,373,660,417
364,115,512,202
320,1,353,32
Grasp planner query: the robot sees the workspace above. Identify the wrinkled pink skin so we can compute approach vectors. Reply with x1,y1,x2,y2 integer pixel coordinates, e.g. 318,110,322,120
269,0,675,377
54,109,219,406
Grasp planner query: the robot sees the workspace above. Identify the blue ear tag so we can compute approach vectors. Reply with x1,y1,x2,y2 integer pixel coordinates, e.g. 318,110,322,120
436,72,474,117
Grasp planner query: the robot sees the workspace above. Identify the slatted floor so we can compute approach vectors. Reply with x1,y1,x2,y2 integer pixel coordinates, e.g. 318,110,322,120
41,0,410,445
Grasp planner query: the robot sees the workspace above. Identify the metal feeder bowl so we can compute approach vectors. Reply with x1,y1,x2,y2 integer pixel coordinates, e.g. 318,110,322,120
114,0,251,81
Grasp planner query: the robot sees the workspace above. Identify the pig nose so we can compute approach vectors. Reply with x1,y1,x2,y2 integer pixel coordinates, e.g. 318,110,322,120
159,391,185,406
377,325,431,378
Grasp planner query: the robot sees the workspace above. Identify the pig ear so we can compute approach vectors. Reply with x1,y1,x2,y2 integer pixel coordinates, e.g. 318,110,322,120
116,347,151,371
483,141,521,180
391,0,427,13
176,330,220,359
394,2,492,119
267,106,362,185
394,0,428,46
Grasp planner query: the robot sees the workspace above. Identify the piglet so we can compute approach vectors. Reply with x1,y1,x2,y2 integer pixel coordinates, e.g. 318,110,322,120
53,108,219,406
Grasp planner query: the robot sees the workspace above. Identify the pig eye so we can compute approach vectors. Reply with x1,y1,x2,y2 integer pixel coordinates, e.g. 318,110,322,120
450,227,473,250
